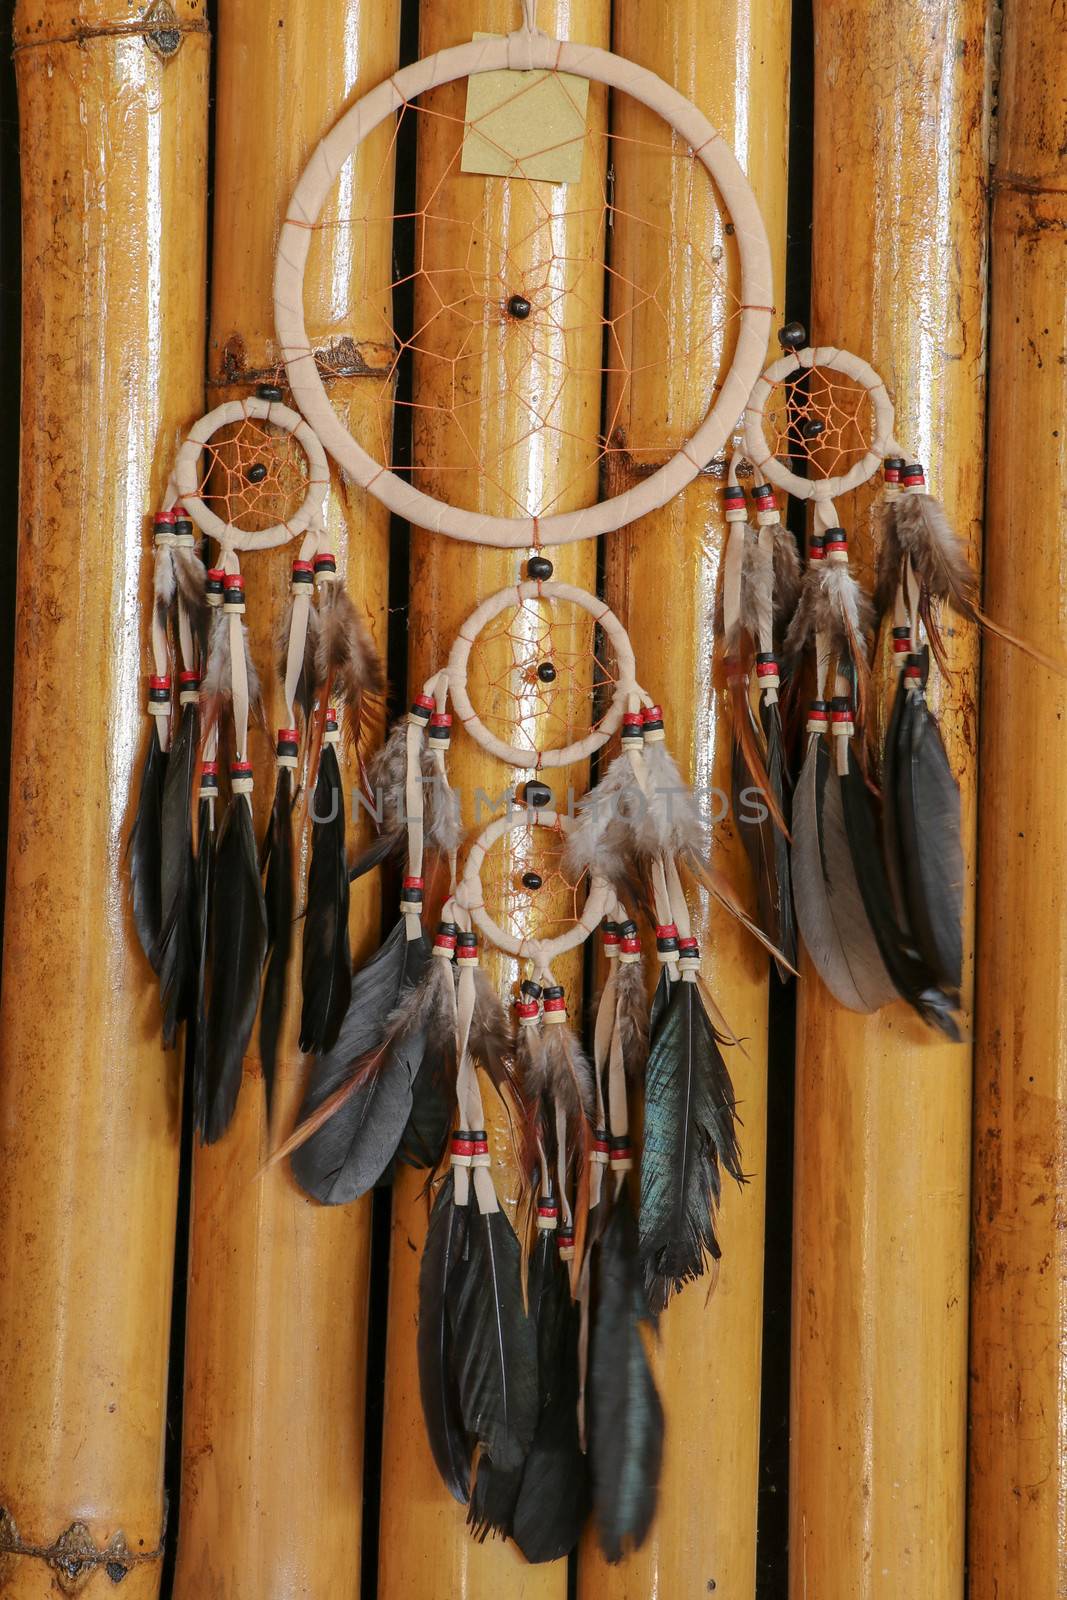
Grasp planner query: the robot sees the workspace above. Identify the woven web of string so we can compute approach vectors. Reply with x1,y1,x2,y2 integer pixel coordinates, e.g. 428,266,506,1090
466,594,618,753
480,817,589,947
197,417,309,533
302,70,741,518
761,365,875,482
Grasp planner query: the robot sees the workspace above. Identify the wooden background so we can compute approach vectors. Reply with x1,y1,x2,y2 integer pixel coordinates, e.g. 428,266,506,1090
0,1,1064,1597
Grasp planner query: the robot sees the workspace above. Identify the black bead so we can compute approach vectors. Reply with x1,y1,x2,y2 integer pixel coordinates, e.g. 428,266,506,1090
256,383,283,402
799,417,825,439
521,871,543,890
522,781,552,809
536,661,557,683
247,462,268,483
507,293,532,319
527,555,554,580
778,320,807,350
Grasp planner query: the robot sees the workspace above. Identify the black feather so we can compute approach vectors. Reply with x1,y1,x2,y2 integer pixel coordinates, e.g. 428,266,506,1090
418,1174,473,1504
589,1187,664,1564
347,829,400,885
890,659,963,995
260,766,295,1112
191,797,215,1138
639,978,743,1309
158,699,199,1045
838,748,960,1038
880,670,911,929
290,921,431,1203
300,742,351,1053
200,795,267,1144
449,1201,539,1485
399,1032,456,1171
129,729,167,973
513,1230,588,1562
649,967,673,1041
734,698,796,981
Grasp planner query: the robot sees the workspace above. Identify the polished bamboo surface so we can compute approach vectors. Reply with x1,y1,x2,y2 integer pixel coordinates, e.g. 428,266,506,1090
575,0,790,1594
790,4,989,1597
969,1,1067,1591
169,4,399,1597
376,2,607,1594
0,5,208,1596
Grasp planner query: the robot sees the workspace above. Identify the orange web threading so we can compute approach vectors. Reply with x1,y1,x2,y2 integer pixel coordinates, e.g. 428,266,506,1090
197,415,310,534
478,817,590,949
760,364,875,482
465,592,618,756
306,71,743,518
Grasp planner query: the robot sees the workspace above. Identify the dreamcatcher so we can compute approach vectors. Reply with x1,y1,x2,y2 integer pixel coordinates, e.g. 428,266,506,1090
725,327,1064,1038
131,0,1054,1570
129,392,384,1142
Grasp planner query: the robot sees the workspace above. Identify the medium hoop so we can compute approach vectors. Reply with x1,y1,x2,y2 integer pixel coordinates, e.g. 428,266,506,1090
743,345,895,502
455,807,612,960
274,31,774,548
170,397,330,551
447,580,643,768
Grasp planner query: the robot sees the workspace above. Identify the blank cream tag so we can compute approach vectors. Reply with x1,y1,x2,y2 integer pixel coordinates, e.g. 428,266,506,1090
461,35,589,184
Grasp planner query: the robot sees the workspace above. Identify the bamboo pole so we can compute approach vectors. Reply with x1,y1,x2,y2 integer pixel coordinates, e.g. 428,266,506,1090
577,2,790,1594
169,3,399,1594
0,5,208,1596
376,2,608,1595
969,3,1067,1591
789,5,989,1596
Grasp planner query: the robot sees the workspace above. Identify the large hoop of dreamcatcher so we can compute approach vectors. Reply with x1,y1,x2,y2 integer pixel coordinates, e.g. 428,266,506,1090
273,7,774,547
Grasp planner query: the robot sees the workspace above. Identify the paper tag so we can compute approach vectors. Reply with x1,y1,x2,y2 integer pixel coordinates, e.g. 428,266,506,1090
461,35,589,184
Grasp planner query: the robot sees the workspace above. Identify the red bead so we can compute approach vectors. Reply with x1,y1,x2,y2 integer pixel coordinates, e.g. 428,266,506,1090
149,674,171,690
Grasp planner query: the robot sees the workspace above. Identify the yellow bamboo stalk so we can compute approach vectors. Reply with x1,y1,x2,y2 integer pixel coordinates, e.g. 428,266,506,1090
790,4,988,1596
0,5,207,1595
169,3,398,1593
575,1,790,1594
969,3,1067,1591
376,2,608,1594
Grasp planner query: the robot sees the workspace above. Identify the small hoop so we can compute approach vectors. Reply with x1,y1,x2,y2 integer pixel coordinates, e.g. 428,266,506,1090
170,396,330,551
742,345,895,502
447,580,645,769
455,807,612,960
273,33,774,548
